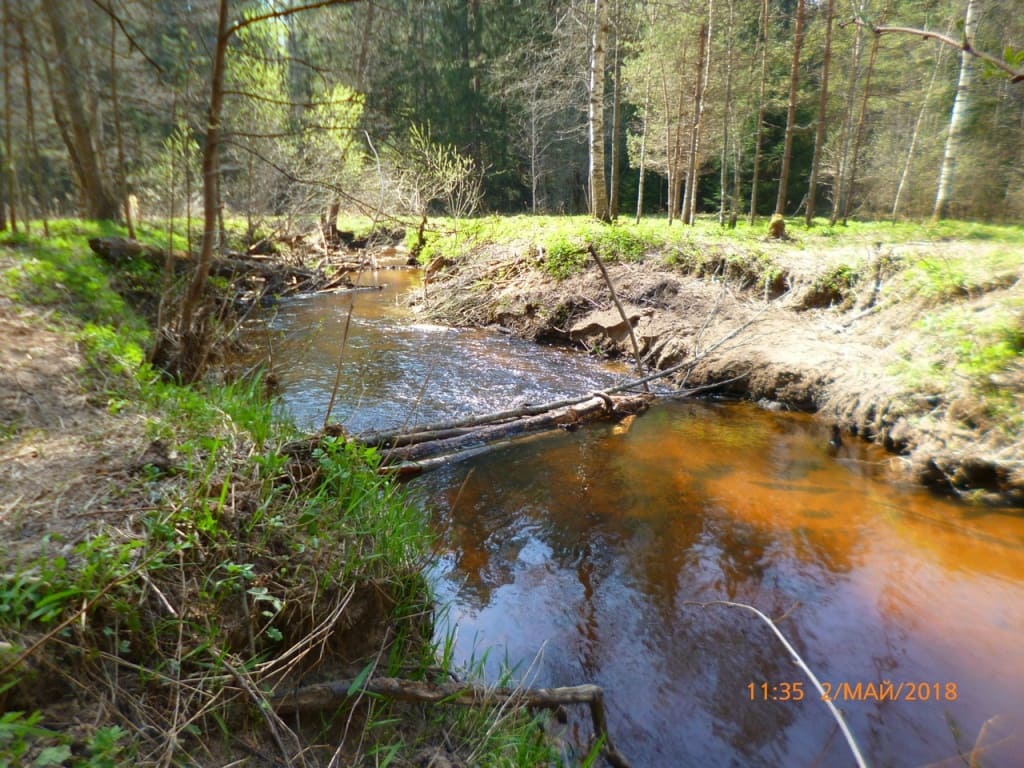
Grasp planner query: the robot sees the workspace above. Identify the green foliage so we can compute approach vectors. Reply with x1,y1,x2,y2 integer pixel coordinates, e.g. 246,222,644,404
542,232,588,278
390,125,483,221
0,712,129,768
893,246,1023,302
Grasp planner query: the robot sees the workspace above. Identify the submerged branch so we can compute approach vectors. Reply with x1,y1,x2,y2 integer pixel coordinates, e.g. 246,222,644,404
686,600,869,768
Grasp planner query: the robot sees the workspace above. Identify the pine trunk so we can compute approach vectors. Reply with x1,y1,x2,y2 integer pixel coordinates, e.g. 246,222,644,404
805,0,833,226
609,13,622,220
749,0,769,223
682,21,708,225
775,0,805,217
841,6,885,225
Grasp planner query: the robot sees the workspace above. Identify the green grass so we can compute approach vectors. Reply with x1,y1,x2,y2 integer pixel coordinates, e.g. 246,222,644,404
0,218,570,767
386,212,1024,280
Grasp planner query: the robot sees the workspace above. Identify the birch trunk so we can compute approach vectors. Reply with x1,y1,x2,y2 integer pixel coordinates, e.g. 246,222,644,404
635,74,650,224
932,0,978,222
588,0,611,221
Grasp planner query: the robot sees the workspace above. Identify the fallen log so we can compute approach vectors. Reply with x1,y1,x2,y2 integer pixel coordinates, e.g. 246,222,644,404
381,393,650,465
272,676,632,768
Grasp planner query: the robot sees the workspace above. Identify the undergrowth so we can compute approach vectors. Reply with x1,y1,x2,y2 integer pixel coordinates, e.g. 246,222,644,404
0,220,564,767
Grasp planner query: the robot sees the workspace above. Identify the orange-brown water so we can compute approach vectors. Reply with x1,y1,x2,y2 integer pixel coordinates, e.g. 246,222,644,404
253,272,1024,767
420,404,1024,767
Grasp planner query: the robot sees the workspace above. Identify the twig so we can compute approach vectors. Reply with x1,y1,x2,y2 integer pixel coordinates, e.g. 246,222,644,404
322,305,354,430
685,600,868,768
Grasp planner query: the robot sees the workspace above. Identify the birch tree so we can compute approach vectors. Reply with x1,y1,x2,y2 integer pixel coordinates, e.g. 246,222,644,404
932,0,979,221
589,0,611,221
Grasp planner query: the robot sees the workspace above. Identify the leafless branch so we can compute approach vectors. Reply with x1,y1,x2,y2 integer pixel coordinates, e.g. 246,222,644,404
86,0,164,73
685,600,869,768
228,0,363,37
848,17,1024,83
221,89,360,109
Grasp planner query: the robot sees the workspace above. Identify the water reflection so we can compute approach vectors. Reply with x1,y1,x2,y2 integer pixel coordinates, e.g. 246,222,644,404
418,402,1024,767
249,277,1024,767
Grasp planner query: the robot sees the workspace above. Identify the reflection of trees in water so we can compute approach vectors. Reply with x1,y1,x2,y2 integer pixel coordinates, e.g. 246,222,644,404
427,431,837,759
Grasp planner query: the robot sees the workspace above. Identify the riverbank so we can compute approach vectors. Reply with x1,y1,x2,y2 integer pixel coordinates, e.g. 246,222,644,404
0,222,560,767
412,216,1024,505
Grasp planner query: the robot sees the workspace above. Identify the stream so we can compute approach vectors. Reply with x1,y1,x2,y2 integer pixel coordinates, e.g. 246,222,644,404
250,268,1024,767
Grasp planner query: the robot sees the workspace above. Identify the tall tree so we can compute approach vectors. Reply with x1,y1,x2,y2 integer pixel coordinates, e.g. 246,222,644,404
841,2,887,224
748,0,769,223
933,0,979,221
589,0,611,221
774,0,805,216
177,0,364,379
682,17,710,225
829,0,866,226
41,0,119,220
2,0,18,232
804,0,833,225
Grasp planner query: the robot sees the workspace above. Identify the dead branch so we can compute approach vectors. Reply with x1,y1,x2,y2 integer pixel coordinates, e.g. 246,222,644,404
272,676,631,768
588,245,647,390
381,393,650,464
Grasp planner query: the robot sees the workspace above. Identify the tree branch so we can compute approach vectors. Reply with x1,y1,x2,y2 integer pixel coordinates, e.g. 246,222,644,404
221,89,360,109
228,0,363,37
848,17,1024,83
272,676,632,768
86,0,164,74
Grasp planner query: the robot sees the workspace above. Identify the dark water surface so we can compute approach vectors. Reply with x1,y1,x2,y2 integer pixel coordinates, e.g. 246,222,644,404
253,270,1024,767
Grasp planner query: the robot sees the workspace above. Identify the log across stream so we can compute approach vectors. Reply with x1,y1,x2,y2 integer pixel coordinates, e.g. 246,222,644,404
246,268,1024,768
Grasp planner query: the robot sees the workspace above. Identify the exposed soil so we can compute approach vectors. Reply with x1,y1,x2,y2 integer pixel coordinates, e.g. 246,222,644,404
413,239,1024,506
0,291,159,564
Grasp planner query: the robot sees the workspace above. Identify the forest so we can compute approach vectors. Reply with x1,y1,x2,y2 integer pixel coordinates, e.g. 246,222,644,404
1,0,1023,240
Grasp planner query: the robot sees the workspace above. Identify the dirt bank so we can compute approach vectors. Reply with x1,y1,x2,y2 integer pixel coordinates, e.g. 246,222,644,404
413,237,1024,505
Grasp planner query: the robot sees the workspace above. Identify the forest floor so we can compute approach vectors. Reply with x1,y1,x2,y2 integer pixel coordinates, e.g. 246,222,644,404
413,221,1024,505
